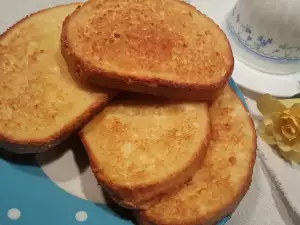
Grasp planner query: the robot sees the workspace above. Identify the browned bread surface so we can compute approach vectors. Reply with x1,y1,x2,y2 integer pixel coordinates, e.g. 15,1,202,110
80,93,210,209
137,86,257,225
61,0,234,101
0,3,117,153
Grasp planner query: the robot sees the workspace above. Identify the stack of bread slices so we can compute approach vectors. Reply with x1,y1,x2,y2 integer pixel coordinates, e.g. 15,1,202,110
0,0,256,224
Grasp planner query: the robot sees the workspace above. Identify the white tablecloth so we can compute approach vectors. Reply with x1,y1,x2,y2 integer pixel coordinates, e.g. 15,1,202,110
227,96,300,225
0,0,298,224
228,158,298,225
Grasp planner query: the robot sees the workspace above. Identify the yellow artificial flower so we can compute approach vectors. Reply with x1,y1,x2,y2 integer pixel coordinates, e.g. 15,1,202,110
256,94,300,163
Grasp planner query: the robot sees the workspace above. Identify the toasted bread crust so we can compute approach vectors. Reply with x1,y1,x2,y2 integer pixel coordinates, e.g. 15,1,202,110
0,3,117,153
61,0,234,101
137,86,257,225
80,97,211,209
82,130,210,209
0,94,115,153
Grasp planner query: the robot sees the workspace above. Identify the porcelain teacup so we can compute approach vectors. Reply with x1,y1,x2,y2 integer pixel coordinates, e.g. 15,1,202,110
226,0,300,74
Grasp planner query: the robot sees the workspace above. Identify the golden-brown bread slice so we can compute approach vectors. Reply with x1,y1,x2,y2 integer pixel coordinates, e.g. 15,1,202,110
61,0,234,101
79,93,210,209
136,86,257,225
0,3,117,153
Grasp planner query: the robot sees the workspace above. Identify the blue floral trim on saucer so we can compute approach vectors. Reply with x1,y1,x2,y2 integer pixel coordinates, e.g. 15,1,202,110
228,9,300,61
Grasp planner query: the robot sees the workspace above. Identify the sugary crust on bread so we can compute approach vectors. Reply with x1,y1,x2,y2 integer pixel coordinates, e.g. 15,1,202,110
0,3,117,153
61,0,234,101
137,86,257,225
0,95,114,153
79,98,211,209
82,131,209,209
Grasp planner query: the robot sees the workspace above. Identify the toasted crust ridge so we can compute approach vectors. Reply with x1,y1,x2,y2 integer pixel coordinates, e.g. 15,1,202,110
61,0,234,101
137,86,257,225
0,3,117,153
80,95,211,209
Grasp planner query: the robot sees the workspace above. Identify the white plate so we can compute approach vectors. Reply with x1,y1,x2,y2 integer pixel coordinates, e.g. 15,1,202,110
190,0,300,98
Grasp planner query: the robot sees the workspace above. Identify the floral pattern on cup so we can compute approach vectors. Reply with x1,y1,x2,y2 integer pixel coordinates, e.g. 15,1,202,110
227,10,300,60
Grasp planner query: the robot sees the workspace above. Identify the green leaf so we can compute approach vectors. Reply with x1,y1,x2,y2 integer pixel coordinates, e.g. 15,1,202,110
279,44,288,49
289,93,300,99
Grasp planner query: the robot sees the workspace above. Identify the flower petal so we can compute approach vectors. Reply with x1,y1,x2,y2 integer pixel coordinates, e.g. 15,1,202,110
272,115,284,142
259,127,276,144
280,150,300,163
293,143,300,153
281,125,297,140
259,118,276,144
286,116,300,130
279,99,300,109
277,141,293,152
289,103,300,117
256,94,286,116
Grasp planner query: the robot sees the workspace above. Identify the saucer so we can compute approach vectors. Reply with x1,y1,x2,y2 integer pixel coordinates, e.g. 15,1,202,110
190,0,300,97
